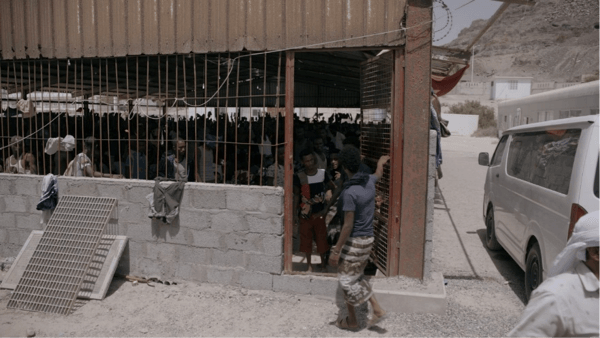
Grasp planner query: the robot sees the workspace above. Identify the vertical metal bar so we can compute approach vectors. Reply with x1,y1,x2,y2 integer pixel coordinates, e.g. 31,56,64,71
247,53,252,185
398,0,432,279
157,55,162,178
90,60,96,166
115,58,122,179
274,52,282,187
26,61,34,173
125,56,132,179
234,55,240,183
19,61,25,163
31,60,40,174
222,55,231,184
73,60,78,169
105,59,112,176
215,54,221,184
388,49,405,277
146,56,151,179
283,51,294,272
0,62,5,170
183,54,189,180
259,53,267,186
202,56,207,182
193,54,198,182
165,55,169,178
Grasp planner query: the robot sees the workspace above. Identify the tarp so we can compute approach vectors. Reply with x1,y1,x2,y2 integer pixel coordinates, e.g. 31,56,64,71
432,64,470,97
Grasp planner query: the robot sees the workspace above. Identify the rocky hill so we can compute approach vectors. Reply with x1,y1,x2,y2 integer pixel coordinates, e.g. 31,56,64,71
446,0,599,82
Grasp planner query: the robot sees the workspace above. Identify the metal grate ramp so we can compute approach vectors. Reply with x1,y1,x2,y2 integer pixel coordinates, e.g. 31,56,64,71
7,196,118,315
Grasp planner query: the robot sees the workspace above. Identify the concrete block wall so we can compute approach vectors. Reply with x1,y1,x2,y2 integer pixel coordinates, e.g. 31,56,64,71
424,130,437,280
0,175,285,290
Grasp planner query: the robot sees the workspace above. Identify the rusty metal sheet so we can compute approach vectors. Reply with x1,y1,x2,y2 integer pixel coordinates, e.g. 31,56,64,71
246,0,266,50
1,0,407,60
344,0,366,48
80,0,98,57
158,0,176,55
11,0,27,59
305,0,323,47
112,0,129,57
283,51,294,273
228,0,246,52
286,0,305,49
265,0,284,50
128,0,143,55
65,0,82,58
53,0,69,59
324,0,345,48
0,2,15,59
192,0,210,52
142,0,159,55
175,0,193,52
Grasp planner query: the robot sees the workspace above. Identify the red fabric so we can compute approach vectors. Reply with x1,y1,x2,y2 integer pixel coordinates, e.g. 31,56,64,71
432,64,470,97
299,215,329,254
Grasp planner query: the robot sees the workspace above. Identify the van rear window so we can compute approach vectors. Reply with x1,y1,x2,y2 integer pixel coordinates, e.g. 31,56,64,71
594,159,599,198
507,129,581,194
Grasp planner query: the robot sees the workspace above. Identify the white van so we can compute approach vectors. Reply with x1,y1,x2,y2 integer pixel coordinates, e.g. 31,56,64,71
478,115,599,300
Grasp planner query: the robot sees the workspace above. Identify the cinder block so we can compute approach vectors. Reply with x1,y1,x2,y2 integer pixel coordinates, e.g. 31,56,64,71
98,183,128,200
15,213,43,230
119,202,146,224
246,253,283,274
179,207,211,231
212,249,245,268
126,221,159,242
191,188,226,209
211,211,247,233
63,180,99,196
206,266,241,286
177,245,212,264
226,190,260,211
273,274,311,294
224,233,260,252
191,229,222,249
135,257,163,278
258,235,284,256
0,198,5,213
0,177,15,195
0,228,7,245
240,271,273,291
247,213,283,235
260,193,283,215
4,196,30,213
0,213,16,228
176,262,208,282
16,178,41,197
127,240,148,259
7,228,30,245
147,242,179,261
309,275,339,298
166,227,194,246
126,186,153,204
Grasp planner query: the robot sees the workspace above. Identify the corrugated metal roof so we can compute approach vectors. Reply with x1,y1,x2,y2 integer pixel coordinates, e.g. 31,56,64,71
0,0,406,60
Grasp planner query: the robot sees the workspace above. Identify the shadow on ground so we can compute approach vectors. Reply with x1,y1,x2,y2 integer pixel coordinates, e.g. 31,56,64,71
475,229,527,304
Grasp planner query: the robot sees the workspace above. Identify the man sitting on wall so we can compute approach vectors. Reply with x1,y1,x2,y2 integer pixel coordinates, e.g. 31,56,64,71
4,135,37,174
293,149,336,272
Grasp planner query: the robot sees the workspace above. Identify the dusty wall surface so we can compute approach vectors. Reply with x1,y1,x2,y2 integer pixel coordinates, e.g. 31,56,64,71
441,113,479,136
447,82,490,96
0,176,285,291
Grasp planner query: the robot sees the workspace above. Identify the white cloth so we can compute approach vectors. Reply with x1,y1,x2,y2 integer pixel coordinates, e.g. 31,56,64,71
45,135,75,155
550,211,600,277
6,155,30,174
508,261,599,337
66,153,92,177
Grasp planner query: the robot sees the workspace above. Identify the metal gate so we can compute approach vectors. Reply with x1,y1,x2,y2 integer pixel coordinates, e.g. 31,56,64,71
360,53,393,275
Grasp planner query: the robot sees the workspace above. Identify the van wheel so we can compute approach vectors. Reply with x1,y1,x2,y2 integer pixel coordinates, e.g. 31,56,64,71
525,242,543,302
485,208,502,251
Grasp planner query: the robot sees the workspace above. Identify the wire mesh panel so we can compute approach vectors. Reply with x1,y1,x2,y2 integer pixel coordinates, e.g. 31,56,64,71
360,53,393,276
7,196,117,315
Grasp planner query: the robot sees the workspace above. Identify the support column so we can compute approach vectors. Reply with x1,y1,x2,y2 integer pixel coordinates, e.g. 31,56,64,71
283,51,295,272
399,0,432,279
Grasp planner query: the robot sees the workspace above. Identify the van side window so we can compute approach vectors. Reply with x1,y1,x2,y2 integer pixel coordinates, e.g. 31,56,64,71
490,136,508,166
507,129,581,194
594,159,599,199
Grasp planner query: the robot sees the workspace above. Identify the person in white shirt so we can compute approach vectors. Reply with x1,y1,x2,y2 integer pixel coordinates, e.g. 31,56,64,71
508,210,599,337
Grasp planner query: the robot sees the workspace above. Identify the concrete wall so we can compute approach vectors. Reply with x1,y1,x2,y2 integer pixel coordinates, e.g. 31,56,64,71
440,113,479,136
0,176,285,291
447,82,490,96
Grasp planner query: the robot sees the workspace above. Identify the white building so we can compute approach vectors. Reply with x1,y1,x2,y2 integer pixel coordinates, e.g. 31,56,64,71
490,76,532,100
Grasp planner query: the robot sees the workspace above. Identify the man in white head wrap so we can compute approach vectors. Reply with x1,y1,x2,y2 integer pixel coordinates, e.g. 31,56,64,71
508,210,599,337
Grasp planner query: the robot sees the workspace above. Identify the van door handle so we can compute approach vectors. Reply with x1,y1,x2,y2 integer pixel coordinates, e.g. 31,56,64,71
495,174,499,178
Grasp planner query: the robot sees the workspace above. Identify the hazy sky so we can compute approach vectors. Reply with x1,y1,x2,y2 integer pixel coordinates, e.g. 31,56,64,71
433,0,503,46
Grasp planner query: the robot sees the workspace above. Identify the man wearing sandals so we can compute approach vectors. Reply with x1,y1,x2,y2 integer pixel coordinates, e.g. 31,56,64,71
328,146,389,331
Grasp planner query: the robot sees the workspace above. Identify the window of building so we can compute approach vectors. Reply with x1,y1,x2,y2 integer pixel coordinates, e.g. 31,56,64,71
559,110,570,119
507,129,581,195
509,80,518,90
570,110,582,117
591,109,599,115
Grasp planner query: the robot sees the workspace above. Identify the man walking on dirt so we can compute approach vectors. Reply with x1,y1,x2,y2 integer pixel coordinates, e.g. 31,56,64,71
328,146,389,331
